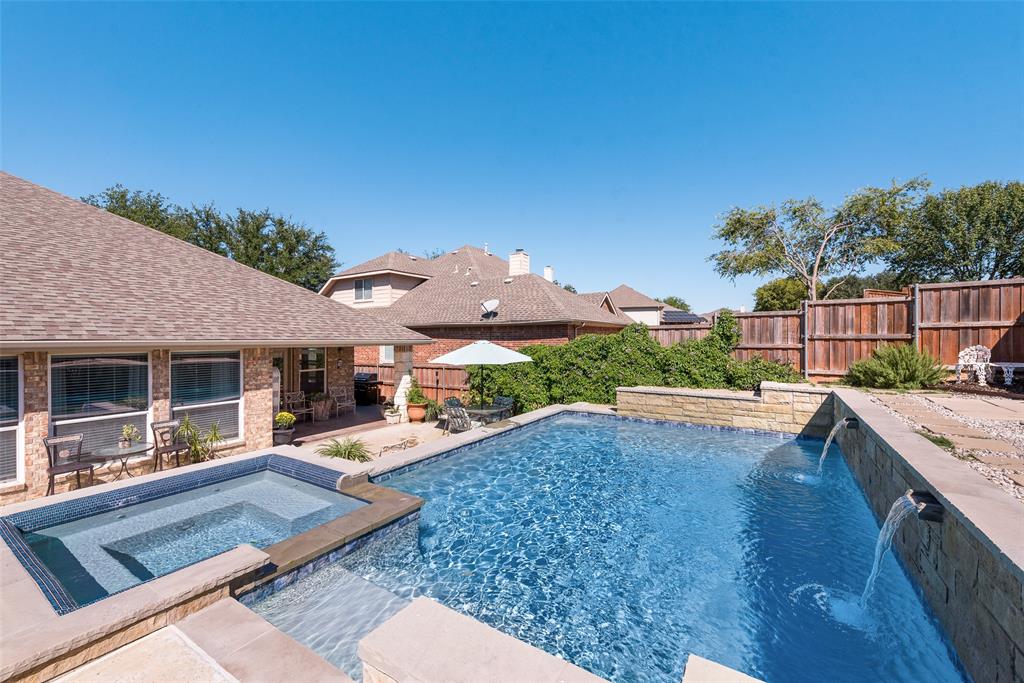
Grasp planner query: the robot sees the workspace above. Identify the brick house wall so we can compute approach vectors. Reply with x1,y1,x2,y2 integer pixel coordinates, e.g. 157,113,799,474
0,347,283,506
354,323,623,366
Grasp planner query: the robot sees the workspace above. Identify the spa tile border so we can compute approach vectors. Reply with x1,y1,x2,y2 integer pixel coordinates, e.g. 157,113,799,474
0,454,351,615
238,511,420,606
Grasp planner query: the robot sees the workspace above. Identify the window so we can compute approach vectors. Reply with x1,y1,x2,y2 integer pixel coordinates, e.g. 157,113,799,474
171,351,242,440
51,354,149,453
299,348,326,395
0,357,20,483
354,278,373,301
379,346,394,364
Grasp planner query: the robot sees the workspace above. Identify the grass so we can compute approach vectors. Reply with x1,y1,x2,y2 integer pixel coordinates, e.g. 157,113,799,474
917,430,954,450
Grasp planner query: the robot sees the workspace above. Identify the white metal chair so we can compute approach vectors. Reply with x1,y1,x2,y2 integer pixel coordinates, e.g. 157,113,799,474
956,345,992,385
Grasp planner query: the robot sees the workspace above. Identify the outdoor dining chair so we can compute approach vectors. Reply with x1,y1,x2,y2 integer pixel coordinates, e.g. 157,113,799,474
444,405,473,435
151,419,190,471
493,396,515,420
328,385,355,418
43,433,93,495
284,391,315,423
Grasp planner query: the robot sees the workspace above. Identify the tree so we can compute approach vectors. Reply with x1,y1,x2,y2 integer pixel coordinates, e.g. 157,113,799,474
753,278,815,311
819,271,907,300
657,296,691,312
562,283,578,294
84,185,338,291
884,181,1023,282
422,248,447,259
710,178,927,301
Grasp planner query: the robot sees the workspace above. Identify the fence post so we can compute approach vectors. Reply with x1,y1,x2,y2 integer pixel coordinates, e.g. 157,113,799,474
912,283,920,351
801,300,809,379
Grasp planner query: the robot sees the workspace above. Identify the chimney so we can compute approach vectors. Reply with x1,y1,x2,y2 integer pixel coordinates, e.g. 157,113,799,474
509,249,530,277
543,265,554,282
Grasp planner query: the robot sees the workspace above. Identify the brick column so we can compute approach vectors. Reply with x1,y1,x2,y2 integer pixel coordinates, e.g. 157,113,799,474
151,349,171,423
21,352,49,500
392,345,414,422
243,348,273,450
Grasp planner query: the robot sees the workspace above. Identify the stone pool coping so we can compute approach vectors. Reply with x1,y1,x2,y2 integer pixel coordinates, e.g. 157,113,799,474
0,447,416,682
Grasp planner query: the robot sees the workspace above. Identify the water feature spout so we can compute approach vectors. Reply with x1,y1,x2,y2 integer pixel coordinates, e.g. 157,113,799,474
909,490,944,523
859,491,918,606
817,418,859,475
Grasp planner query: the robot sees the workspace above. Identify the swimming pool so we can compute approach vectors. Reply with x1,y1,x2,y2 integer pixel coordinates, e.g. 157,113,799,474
255,412,967,683
1,455,364,612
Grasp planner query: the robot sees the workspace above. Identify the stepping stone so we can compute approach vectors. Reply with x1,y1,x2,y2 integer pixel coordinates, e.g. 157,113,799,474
949,436,1020,454
973,455,1024,469
1008,473,1024,487
921,422,988,438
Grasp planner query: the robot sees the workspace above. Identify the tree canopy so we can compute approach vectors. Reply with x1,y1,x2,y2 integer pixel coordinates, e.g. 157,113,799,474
84,185,338,291
884,181,1023,282
753,278,814,311
710,179,928,300
657,296,691,312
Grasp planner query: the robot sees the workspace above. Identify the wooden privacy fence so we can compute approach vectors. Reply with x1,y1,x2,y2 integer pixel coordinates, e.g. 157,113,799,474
355,363,470,402
649,277,1024,381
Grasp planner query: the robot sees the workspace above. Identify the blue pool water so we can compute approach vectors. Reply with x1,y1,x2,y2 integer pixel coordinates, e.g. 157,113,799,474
24,470,365,606
257,413,967,683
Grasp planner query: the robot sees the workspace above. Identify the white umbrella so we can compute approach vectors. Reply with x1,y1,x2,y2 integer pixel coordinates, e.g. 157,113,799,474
431,340,532,404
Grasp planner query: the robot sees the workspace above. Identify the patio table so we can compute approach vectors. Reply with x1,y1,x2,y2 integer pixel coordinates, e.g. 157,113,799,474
465,406,505,424
89,442,155,481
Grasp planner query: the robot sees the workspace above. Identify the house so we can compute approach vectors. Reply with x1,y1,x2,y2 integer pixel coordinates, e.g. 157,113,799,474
580,284,706,326
0,173,429,503
319,246,631,366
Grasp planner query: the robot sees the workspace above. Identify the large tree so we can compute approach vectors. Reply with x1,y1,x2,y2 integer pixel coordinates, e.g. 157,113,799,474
753,278,815,311
657,296,691,312
885,181,1023,282
84,185,338,291
710,179,927,301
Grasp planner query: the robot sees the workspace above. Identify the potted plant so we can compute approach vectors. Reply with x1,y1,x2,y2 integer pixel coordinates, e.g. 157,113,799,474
175,415,224,463
405,379,428,423
384,406,402,424
309,392,333,421
273,411,297,445
119,423,141,448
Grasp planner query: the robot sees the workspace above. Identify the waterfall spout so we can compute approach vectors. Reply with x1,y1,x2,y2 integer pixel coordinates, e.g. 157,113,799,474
817,417,858,475
860,492,919,606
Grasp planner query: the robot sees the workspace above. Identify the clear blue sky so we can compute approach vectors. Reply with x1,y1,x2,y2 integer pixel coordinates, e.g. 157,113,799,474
3,2,1022,312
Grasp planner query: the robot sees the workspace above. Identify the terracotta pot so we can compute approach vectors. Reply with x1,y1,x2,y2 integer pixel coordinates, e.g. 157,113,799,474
407,403,427,423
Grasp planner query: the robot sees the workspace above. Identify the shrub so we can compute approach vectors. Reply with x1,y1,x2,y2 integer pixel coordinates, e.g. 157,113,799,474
660,337,730,388
315,437,372,462
274,411,296,429
726,356,802,390
406,378,427,404
175,415,224,462
845,344,946,389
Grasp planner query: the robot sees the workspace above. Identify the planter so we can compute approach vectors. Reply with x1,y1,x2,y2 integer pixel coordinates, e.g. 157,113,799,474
407,403,427,423
385,412,401,425
118,438,132,449
311,400,333,422
272,428,295,446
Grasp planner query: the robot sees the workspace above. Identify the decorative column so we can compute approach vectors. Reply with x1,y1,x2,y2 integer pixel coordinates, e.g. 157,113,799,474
392,345,414,422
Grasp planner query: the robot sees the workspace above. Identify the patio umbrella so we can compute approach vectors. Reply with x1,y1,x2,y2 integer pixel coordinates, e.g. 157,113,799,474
430,340,532,405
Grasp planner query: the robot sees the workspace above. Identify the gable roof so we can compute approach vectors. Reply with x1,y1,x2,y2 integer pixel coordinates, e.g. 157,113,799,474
320,244,509,295
607,284,665,309
0,173,429,349
334,251,437,279
371,273,631,327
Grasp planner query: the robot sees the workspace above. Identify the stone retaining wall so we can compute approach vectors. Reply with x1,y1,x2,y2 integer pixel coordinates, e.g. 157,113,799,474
832,388,1023,683
615,382,833,437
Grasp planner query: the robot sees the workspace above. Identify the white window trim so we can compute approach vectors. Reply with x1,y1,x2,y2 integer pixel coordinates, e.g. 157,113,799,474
0,356,25,486
298,347,327,394
379,345,395,365
169,350,245,442
354,278,374,301
48,352,153,450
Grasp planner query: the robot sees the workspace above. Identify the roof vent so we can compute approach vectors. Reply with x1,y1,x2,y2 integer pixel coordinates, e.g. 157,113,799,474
409,255,418,261
470,281,479,287
503,277,513,284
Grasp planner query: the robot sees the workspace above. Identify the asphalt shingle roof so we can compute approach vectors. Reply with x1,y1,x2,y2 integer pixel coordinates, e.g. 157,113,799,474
607,284,665,309
0,173,429,348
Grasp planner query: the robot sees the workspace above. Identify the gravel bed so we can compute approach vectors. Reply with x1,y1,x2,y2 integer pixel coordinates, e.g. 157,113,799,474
869,392,1024,503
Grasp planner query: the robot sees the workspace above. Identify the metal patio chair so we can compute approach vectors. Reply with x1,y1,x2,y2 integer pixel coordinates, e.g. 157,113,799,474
493,396,515,420
444,405,473,435
43,433,93,495
151,419,190,471
284,391,315,423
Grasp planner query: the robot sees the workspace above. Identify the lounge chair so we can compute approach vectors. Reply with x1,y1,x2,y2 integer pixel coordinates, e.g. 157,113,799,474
444,405,473,435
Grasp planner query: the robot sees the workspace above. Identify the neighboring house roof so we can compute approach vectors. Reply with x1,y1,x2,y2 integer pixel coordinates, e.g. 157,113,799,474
372,273,631,327
0,173,430,349
320,244,509,295
607,284,665,309
335,251,437,279
661,308,707,324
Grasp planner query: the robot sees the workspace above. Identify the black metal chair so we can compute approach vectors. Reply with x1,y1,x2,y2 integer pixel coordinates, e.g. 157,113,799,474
444,405,473,435
493,396,515,420
151,419,190,471
43,433,93,495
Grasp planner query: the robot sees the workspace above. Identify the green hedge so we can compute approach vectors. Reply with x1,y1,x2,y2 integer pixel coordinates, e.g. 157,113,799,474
467,314,802,410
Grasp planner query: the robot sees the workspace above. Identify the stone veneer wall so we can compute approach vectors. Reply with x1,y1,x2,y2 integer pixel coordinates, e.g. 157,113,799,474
326,346,355,408
832,389,1023,683
0,347,280,506
616,382,833,437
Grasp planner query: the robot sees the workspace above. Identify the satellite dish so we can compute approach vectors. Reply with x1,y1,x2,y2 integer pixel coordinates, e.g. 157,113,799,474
481,299,499,314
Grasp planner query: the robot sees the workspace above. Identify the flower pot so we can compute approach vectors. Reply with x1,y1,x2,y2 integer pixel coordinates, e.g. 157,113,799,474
407,402,427,423
118,438,131,449
312,400,332,421
272,428,295,446
385,412,401,425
